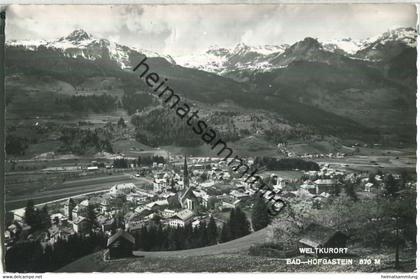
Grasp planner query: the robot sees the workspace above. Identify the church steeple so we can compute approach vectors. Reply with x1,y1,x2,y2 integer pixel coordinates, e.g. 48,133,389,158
183,155,189,189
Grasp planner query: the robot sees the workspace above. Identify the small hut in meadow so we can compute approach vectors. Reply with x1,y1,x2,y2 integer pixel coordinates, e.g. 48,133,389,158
106,229,135,259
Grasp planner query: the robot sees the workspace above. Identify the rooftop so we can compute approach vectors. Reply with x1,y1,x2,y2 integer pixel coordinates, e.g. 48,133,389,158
174,209,194,221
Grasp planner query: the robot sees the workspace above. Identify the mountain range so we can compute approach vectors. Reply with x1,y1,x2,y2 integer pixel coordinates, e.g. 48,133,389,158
8,27,416,74
5,27,417,154
174,27,416,74
8,29,177,69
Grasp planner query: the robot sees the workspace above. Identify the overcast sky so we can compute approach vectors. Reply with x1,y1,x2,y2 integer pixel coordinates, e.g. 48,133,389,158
5,4,417,55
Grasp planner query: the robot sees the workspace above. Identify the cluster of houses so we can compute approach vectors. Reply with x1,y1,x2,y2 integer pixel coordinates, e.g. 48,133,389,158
276,143,347,159
5,156,247,258
6,154,411,260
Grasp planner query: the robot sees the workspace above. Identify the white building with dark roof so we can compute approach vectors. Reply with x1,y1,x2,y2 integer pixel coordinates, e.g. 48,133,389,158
168,209,195,228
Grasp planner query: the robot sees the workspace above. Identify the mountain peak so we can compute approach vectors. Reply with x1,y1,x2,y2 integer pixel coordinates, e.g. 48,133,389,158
233,42,251,53
288,37,323,53
302,37,322,46
65,29,93,42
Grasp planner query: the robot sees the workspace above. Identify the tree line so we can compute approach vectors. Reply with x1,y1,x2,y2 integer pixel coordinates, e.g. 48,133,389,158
55,94,117,113
135,207,256,251
254,157,320,171
134,216,218,251
272,170,416,270
6,200,106,272
121,90,155,115
58,127,113,155
6,198,272,271
220,207,251,242
23,201,51,232
5,232,107,272
5,134,29,156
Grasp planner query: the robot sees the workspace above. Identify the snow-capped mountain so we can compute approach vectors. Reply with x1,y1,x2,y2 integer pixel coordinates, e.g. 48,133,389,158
322,37,367,55
174,43,289,74
8,27,416,74
366,27,416,48
174,46,230,73
353,27,417,61
324,27,416,58
7,29,175,69
174,27,416,74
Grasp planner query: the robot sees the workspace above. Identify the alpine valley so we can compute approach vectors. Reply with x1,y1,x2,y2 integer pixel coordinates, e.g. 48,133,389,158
5,27,417,159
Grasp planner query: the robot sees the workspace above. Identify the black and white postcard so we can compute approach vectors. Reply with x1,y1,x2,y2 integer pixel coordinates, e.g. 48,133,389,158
0,3,417,276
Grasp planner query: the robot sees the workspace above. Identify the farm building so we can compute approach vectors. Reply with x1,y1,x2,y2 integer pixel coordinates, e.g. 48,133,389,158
106,229,135,259
298,223,348,257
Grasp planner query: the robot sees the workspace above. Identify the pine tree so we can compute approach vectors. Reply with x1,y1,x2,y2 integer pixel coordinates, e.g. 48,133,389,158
167,227,177,250
40,244,53,272
207,216,218,245
344,181,358,201
117,117,126,128
198,222,208,247
24,200,38,229
400,170,409,189
86,204,97,228
220,223,231,243
332,184,341,196
228,208,238,238
385,174,399,197
251,196,271,231
235,207,251,237
40,205,51,229
183,223,194,249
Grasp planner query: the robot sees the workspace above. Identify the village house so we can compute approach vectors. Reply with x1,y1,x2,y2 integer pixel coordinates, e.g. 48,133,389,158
7,222,21,236
222,171,231,180
127,191,148,203
98,197,111,213
305,170,318,179
11,208,25,222
161,209,176,218
145,199,169,211
79,196,102,210
193,189,210,208
48,225,74,244
97,215,115,232
63,198,77,220
191,219,202,229
50,213,67,225
300,181,317,195
71,205,82,220
126,220,147,232
125,212,148,232
293,188,315,200
200,180,215,188
314,179,337,195
153,178,167,193
4,230,11,245
272,175,286,191
110,183,137,196
71,216,91,234
364,182,374,192
134,206,153,217
229,189,248,200
168,209,194,228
